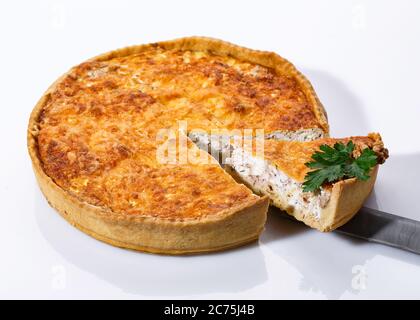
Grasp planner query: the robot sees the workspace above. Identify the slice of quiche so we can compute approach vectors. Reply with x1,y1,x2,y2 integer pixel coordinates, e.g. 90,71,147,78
222,133,388,232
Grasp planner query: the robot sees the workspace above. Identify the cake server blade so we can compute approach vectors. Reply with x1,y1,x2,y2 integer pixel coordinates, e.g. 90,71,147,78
336,206,420,255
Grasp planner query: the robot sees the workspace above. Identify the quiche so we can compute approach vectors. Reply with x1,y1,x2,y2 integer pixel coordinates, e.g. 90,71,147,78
29,37,352,254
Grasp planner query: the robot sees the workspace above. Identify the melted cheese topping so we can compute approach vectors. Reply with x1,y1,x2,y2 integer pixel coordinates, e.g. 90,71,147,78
37,47,326,219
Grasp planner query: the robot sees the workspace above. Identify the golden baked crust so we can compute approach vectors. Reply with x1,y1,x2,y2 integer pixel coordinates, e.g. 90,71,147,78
29,36,331,254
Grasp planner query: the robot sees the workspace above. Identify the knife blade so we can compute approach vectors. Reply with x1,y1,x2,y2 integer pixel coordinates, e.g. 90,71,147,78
336,206,420,255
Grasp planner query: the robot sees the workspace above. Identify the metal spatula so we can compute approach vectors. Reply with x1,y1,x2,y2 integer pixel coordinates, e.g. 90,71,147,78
336,207,420,255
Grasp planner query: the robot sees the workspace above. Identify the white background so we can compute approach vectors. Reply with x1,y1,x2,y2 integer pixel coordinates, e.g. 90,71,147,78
1,0,419,299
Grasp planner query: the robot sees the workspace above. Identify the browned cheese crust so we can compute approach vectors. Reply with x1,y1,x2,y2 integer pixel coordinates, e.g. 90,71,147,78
28,37,330,253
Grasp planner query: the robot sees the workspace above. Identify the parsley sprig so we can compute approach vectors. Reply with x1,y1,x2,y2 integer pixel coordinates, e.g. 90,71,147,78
302,141,378,192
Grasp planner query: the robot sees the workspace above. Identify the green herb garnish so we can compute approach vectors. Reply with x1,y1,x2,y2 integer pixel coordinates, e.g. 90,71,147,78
302,141,377,192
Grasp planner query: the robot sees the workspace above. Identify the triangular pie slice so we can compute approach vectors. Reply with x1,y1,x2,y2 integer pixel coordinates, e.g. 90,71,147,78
221,133,388,231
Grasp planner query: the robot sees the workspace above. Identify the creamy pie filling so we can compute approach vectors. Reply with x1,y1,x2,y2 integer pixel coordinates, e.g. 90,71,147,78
227,147,331,220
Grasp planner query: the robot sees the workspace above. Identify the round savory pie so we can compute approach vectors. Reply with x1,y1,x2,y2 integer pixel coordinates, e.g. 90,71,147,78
28,37,335,254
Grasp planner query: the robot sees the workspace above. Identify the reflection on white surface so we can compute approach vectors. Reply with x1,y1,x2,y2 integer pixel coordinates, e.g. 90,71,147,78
34,191,268,296
28,189,420,299
263,209,420,299
368,153,420,220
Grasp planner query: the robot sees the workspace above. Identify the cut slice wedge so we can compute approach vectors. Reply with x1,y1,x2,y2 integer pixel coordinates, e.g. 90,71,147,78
193,132,388,232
